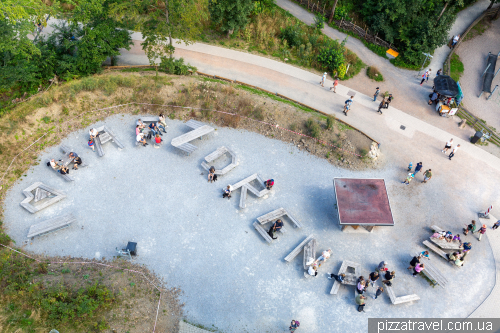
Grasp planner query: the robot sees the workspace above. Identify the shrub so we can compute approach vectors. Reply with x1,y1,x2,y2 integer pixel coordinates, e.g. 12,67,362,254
313,14,325,30
222,113,240,128
305,117,321,138
0,231,11,246
159,57,197,75
326,116,335,130
317,47,345,75
367,67,384,81
280,25,303,47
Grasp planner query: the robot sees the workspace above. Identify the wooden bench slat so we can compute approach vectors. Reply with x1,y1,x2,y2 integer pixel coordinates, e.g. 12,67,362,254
284,235,314,262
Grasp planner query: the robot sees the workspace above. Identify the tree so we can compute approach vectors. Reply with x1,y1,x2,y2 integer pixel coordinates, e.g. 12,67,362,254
209,0,254,37
110,0,207,68
487,0,499,9
328,0,339,24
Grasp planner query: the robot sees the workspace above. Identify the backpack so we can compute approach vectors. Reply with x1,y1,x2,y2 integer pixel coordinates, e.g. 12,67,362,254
147,133,152,140
295,321,300,327
46,161,51,167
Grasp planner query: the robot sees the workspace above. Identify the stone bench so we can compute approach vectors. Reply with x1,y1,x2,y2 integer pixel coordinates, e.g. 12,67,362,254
239,185,249,209
257,208,303,229
303,238,317,269
253,222,286,243
185,119,205,129
46,160,74,181
20,182,66,214
27,213,76,239
231,174,270,209
171,123,214,154
330,260,360,295
94,125,125,157
423,240,463,268
431,225,445,233
284,235,314,262
420,257,448,288
140,116,159,123
178,142,198,155
60,145,88,167
201,146,238,176
385,285,420,305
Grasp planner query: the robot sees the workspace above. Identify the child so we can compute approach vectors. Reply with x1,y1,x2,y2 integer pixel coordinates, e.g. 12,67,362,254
88,138,95,152
407,162,413,171
289,320,300,332
402,173,414,185
264,179,274,190
478,224,486,241
372,287,384,299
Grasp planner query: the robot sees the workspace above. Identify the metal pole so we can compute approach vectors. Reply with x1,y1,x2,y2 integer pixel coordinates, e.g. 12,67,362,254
481,64,491,77
417,54,428,78
493,67,500,79
487,85,498,100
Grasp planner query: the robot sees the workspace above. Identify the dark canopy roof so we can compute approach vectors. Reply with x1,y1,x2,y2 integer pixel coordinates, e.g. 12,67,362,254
434,75,459,97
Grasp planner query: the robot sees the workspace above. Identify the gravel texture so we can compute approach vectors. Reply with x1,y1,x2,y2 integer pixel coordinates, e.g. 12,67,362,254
456,16,500,131
2,114,496,332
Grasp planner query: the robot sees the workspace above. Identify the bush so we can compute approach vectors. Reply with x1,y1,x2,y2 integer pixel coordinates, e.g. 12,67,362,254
313,14,325,30
280,25,303,47
317,47,345,75
306,117,321,138
159,57,197,75
367,67,384,81
326,116,335,130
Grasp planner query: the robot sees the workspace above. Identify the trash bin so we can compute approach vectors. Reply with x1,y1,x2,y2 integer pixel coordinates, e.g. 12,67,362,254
470,131,483,144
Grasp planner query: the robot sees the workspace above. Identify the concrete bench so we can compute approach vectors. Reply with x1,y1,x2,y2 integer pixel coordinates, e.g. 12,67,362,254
421,259,449,288
239,185,249,209
230,174,258,191
171,124,214,150
185,119,205,129
385,285,420,305
27,213,76,239
253,221,273,243
201,146,238,176
257,208,303,229
303,239,317,269
430,237,463,250
140,116,159,123
178,142,198,155
330,260,360,295
46,161,74,181
423,240,449,260
94,125,125,157
59,146,88,168
431,225,445,233
20,182,66,214
284,235,314,262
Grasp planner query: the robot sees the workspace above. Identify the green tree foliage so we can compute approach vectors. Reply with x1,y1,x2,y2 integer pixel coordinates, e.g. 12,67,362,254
0,0,132,94
110,0,207,67
209,0,254,37
360,0,460,65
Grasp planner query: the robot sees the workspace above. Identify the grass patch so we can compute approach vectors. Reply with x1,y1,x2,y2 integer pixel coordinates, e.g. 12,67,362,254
366,66,384,81
120,67,156,72
305,117,321,138
450,53,464,82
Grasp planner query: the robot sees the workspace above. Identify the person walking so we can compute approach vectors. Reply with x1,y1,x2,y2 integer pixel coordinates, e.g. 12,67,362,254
442,138,453,153
478,224,487,241
356,294,366,312
426,69,432,82
368,271,379,287
377,98,386,114
413,162,423,177
422,169,432,183
289,320,300,332
420,70,429,85
373,87,380,102
376,261,388,273
407,255,421,271
320,72,327,87
493,220,500,230
448,144,460,160
372,287,384,300
402,173,414,185
88,138,95,152
343,96,353,116
330,78,338,93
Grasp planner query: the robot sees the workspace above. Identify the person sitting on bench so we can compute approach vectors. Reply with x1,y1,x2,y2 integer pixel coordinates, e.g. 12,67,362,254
314,249,332,267
327,272,346,283
154,133,163,146
222,185,231,199
268,219,284,240
159,113,168,129
89,128,99,140
149,122,162,137
136,119,146,130
307,265,318,277
49,159,62,170
136,133,148,147
264,179,274,190
68,152,81,170
58,165,69,175
431,231,446,240
136,125,142,135
444,231,453,242
463,220,477,235
208,166,217,183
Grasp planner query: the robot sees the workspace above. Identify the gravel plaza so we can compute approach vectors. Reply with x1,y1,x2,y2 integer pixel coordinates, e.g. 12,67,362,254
2,114,497,332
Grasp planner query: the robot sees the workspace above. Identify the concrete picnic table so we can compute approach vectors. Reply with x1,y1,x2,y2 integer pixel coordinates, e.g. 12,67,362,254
171,125,215,147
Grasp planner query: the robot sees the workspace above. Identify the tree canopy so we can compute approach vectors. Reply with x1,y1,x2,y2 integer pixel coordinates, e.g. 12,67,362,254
209,0,254,37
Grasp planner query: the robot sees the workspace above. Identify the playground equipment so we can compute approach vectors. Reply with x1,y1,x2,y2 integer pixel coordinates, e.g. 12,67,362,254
478,52,500,98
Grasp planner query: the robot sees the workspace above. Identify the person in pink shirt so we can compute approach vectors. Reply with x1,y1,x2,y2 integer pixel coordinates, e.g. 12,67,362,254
413,263,424,277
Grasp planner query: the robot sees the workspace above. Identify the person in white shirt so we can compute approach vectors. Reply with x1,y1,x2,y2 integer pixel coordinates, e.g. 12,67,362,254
314,249,332,267
136,119,145,130
320,72,327,87
448,144,460,160
307,265,318,277
89,128,98,139
442,138,453,153
49,159,61,170
136,133,148,146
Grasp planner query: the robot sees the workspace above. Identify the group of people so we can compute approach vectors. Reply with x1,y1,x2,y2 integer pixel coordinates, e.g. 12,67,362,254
375,89,393,115
134,114,168,147
48,152,82,175
402,161,432,185
442,138,460,160
306,249,332,277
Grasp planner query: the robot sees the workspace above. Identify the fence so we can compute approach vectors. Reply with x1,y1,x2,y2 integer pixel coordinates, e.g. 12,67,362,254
291,0,398,52
443,5,500,147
